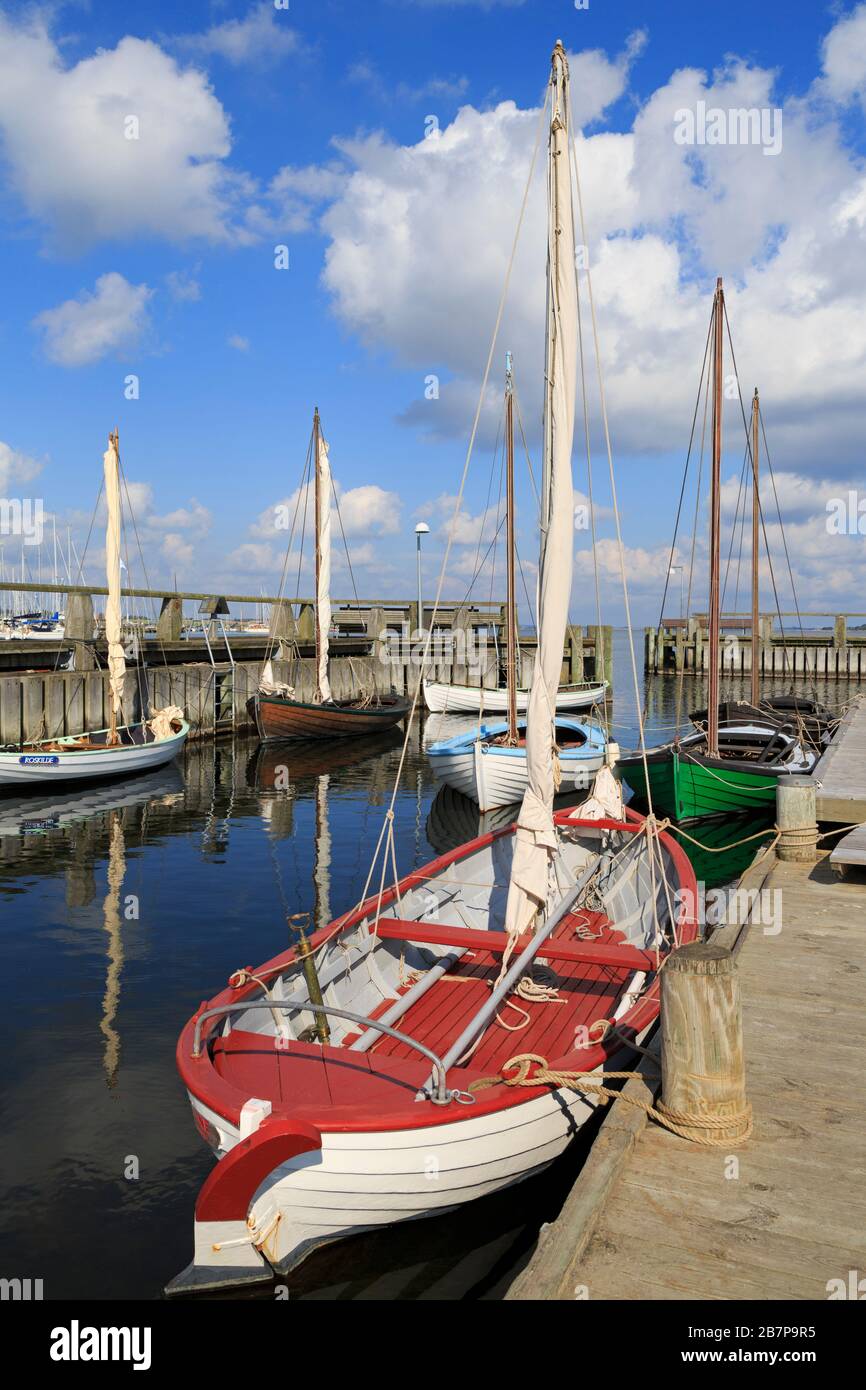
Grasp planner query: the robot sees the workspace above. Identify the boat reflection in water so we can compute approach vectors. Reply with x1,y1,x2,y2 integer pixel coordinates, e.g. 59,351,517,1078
665,812,776,897
0,768,185,1091
426,783,590,857
0,765,185,843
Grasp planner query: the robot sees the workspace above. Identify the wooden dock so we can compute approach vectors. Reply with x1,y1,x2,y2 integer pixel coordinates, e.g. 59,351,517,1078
812,695,866,823
646,612,866,678
507,847,866,1301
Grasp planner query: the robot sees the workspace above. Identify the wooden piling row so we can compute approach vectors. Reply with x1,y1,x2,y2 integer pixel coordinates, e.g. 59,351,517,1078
646,616,866,677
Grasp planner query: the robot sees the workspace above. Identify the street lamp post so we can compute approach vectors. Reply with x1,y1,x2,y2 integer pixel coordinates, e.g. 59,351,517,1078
415,522,430,638
670,565,684,621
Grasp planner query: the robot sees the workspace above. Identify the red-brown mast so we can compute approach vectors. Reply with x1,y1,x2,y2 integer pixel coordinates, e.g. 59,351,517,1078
750,388,761,707
505,354,518,744
707,279,724,758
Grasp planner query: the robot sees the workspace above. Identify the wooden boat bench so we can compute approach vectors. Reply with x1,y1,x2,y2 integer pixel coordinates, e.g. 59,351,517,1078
372,918,659,974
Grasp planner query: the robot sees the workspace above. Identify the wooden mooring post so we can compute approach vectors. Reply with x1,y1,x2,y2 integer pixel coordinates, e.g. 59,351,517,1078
660,941,751,1146
776,775,819,862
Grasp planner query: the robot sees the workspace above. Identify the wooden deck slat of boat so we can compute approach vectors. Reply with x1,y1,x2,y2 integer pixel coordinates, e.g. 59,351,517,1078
370,913,632,1073
214,910,640,1114
527,852,866,1301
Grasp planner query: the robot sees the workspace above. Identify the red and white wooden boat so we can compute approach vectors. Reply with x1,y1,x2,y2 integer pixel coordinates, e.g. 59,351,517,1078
167,807,697,1295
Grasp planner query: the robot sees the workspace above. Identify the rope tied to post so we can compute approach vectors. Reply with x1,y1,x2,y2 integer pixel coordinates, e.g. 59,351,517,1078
469,1052,753,1147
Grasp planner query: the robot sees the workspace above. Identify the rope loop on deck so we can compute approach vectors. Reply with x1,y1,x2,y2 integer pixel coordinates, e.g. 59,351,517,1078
469,1051,753,1147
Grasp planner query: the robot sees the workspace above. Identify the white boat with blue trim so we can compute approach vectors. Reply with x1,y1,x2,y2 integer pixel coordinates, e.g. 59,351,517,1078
427,716,607,811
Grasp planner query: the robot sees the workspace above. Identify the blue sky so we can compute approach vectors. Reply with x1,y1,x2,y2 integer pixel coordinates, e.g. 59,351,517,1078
1,0,865,623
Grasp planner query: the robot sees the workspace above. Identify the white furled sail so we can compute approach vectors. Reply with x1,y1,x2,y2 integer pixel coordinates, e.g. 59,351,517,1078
504,42,578,937
316,421,333,704
104,432,126,742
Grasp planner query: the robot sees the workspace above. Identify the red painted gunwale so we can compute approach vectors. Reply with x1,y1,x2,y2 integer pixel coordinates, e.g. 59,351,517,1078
176,810,698,1133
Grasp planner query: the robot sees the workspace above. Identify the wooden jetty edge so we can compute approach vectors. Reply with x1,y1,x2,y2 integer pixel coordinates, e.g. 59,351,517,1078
507,840,866,1301
812,694,866,823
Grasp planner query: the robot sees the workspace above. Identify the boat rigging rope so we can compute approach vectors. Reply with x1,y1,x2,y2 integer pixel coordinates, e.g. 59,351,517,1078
573,187,607,732
568,114,665,865
353,83,552,912
676,365,710,732
723,307,813,694
260,427,314,678
469,1052,754,1147
678,748,791,790
650,304,713,730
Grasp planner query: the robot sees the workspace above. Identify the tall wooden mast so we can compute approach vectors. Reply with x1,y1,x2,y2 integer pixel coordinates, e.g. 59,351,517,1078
750,388,761,707
707,278,724,759
505,353,519,745
313,407,322,703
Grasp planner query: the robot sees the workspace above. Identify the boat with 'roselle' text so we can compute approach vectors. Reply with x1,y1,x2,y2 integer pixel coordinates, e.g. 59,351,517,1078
0,431,188,788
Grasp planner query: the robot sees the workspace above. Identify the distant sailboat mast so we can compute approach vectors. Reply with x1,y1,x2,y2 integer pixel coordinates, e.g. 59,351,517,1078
104,431,126,747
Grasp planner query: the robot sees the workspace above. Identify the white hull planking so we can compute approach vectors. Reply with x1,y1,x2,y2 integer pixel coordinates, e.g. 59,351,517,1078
188,1084,599,1278
423,679,607,715
429,741,605,811
0,723,189,787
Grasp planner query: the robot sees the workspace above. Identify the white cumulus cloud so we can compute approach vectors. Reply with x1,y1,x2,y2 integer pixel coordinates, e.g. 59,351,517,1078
33,273,153,367
0,13,254,250
172,4,301,68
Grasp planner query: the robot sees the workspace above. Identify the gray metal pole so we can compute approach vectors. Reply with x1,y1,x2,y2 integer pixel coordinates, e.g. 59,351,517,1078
421,851,607,1096
416,534,423,638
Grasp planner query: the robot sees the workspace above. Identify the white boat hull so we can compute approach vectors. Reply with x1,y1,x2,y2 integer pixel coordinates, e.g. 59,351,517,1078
429,739,605,811
185,1083,598,1281
0,722,189,787
423,679,607,715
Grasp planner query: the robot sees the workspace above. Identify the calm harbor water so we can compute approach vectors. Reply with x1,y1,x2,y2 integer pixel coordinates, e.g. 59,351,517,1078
0,631,857,1301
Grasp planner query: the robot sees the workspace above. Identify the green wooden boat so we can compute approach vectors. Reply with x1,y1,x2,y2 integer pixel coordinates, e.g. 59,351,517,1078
617,724,816,822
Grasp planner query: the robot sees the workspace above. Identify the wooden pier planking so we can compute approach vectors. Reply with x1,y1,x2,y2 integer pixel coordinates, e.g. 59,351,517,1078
811,696,866,822
829,822,866,874
507,852,866,1301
